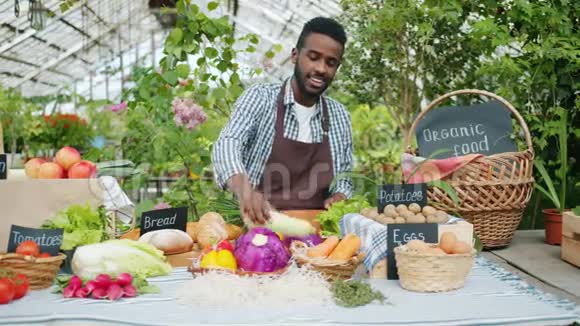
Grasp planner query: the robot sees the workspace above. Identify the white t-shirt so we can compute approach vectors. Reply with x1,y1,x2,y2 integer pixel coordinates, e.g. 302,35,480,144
293,102,317,143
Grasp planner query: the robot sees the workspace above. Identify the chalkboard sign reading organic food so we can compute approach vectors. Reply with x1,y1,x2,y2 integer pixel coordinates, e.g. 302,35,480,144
378,184,427,213
387,223,438,279
7,225,64,256
416,100,516,159
0,154,6,179
140,207,188,236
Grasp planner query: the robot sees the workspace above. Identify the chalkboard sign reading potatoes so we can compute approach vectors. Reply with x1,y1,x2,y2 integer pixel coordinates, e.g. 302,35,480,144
416,100,517,159
387,223,438,279
0,154,6,179
378,184,427,213
140,207,188,236
7,225,64,256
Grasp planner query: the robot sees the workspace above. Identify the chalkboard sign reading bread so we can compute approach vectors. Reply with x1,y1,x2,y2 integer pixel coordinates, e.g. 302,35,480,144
140,207,187,236
0,154,6,179
378,183,427,213
416,100,516,159
7,225,64,256
387,223,438,279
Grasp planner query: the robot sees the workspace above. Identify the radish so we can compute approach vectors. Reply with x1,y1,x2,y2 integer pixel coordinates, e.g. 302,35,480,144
122,285,137,297
91,287,107,299
115,273,132,287
63,285,76,298
107,284,123,300
74,287,90,298
68,275,82,291
94,274,112,289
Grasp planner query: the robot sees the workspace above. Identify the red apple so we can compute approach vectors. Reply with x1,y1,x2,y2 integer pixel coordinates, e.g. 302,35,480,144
24,158,47,178
38,162,66,179
67,160,97,179
54,146,81,170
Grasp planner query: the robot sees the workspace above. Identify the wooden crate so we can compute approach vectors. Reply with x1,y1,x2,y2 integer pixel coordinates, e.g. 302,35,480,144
561,211,580,268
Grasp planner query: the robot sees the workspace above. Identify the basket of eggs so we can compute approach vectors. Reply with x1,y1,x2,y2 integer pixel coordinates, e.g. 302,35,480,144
394,232,475,292
290,234,365,281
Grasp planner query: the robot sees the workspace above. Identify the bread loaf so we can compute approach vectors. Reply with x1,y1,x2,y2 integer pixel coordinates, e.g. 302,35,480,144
139,229,194,255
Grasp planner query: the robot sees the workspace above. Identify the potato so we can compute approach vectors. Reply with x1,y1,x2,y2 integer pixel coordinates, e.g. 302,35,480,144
394,217,406,224
376,216,395,224
396,204,409,214
426,215,439,224
408,203,421,214
401,211,416,220
406,213,426,224
368,210,380,220
422,205,437,216
383,208,398,218
436,211,449,223
360,207,373,217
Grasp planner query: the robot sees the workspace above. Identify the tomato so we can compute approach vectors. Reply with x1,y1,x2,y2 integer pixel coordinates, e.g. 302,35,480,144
216,240,234,252
0,278,15,304
11,274,29,300
15,241,40,257
37,253,52,258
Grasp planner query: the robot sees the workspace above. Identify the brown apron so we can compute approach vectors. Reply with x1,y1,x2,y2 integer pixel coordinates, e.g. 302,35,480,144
257,82,334,210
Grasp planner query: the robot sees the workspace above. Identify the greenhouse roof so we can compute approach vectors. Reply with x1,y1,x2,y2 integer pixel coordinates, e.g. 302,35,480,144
0,0,342,100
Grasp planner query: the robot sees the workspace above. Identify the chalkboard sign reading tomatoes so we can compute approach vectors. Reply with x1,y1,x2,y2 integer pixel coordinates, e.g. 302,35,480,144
7,225,64,256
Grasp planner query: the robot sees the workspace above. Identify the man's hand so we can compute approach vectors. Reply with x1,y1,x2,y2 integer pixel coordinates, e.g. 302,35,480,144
228,174,271,225
324,193,347,209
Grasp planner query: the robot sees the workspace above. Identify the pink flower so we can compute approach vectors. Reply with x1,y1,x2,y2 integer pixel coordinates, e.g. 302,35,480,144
111,102,127,112
171,98,207,130
153,202,171,210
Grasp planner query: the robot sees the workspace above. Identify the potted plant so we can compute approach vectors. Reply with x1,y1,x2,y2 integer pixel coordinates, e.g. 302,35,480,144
534,109,574,245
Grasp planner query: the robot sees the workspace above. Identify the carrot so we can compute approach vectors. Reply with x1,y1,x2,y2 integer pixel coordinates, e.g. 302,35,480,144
328,234,361,261
307,236,340,258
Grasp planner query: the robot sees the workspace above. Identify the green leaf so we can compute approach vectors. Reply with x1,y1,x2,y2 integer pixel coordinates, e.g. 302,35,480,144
204,47,219,58
216,61,228,72
246,46,256,53
273,44,283,52
212,87,226,99
162,71,178,85
572,206,580,216
170,28,183,43
197,57,206,66
427,180,459,207
207,1,219,11
230,72,240,84
176,64,190,79
249,35,260,44
534,160,560,209
265,50,275,59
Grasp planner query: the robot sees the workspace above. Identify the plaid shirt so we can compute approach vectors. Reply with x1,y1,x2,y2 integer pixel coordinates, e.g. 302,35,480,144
212,77,354,198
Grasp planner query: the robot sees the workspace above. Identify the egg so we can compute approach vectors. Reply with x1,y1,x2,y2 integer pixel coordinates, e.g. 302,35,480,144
407,239,429,252
451,241,472,254
439,232,457,254
408,203,421,213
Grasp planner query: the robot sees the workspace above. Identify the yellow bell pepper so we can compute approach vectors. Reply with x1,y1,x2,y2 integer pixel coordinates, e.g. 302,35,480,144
200,249,237,271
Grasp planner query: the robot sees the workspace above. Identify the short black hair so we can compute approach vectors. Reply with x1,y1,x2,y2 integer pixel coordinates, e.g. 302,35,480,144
295,17,347,51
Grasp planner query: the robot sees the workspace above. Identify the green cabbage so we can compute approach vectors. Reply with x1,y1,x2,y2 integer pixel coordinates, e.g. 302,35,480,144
71,239,172,279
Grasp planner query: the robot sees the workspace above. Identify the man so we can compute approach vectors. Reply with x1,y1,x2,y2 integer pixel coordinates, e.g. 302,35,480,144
212,17,353,224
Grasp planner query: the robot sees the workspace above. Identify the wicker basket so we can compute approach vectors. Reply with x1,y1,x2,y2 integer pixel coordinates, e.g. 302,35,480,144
0,253,66,290
394,245,475,292
289,241,365,281
404,89,535,248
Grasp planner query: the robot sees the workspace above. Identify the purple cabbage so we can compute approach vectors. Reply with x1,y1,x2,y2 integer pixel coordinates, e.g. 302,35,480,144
282,233,323,248
234,227,290,272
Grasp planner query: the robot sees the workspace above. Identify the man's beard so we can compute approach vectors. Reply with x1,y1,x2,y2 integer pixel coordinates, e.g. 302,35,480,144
293,64,327,98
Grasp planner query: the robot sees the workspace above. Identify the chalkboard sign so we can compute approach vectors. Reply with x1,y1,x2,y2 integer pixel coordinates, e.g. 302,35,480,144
416,100,516,159
140,207,188,236
378,184,427,213
387,223,438,279
0,154,6,179
7,225,64,256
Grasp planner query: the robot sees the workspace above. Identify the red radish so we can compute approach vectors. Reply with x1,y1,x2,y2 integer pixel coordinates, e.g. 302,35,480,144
122,285,137,298
84,280,98,294
91,288,107,299
115,273,132,287
95,274,112,289
68,275,82,291
63,285,76,298
107,284,123,300
74,287,90,298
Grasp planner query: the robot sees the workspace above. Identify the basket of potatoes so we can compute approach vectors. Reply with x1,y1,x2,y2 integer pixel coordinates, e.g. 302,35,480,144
360,204,450,225
394,232,476,292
